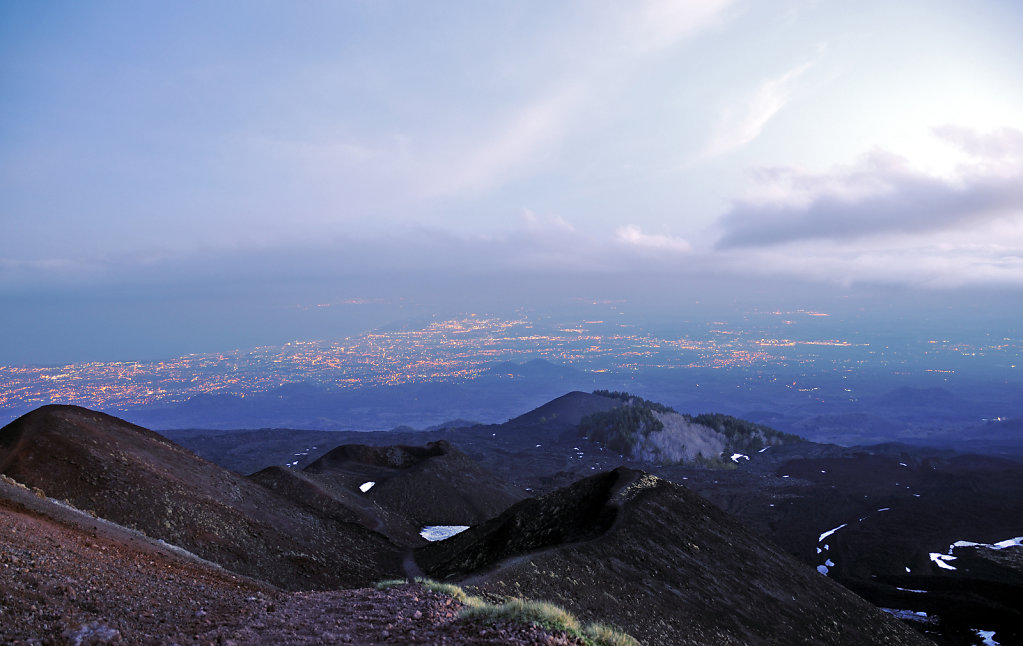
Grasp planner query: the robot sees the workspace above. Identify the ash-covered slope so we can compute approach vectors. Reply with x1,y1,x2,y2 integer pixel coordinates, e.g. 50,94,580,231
0,405,403,590
298,440,523,542
0,476,584,645
417,467,931,646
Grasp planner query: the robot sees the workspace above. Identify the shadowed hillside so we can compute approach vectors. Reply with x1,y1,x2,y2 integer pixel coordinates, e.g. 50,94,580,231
0,405,403,590
417,467,931,646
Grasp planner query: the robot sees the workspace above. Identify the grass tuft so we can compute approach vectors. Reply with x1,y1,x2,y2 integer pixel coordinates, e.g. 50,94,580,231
410,578,638,646
583,622,641,646
457,595,639,646
374,578,408,590
460,597,581,633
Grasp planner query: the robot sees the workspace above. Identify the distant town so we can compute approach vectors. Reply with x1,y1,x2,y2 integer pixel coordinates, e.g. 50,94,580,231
1,312,1019,414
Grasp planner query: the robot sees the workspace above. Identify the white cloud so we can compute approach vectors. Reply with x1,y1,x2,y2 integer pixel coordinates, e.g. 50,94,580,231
706,126,1023,288
713,222,1023,289
702,62,813,158
616,225,692,252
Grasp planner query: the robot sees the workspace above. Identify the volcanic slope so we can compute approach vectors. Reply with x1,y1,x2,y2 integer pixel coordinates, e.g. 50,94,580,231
416,467,932,646
0,476,596,645
292,440,523,544
0,405,403,590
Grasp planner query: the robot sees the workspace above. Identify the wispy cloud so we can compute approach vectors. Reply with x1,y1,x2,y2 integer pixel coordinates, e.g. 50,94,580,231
701,62,812,158
622,0,733,54
418,86,586,199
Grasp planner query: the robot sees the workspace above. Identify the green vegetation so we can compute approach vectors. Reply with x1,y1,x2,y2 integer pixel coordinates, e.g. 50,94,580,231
690,412,803,453
579,403,664,453
390,578,639,646
593,390,677,414
458,595,639,646
414,577,484,605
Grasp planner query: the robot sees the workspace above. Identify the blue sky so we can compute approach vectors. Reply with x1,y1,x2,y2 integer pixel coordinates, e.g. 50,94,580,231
3,1,1023,363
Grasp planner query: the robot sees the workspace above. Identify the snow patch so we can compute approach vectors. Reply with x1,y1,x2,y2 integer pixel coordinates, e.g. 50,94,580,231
420,526,470,541
881,608,932,623
816,565,829,575
359,481,375,493
824,558,835,567
818,524,847,543
975,629,999,646
951,536,1023,552
730,453,749,462
930,553,958,570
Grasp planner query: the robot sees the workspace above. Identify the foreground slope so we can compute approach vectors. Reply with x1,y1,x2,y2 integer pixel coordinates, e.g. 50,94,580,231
417,467,931,646
0,476,584,645
0,405,402,590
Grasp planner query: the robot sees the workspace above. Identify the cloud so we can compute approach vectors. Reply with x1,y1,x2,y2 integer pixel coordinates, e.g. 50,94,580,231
701,62,812,158
932,125,1023,161
713,222,1023,289
616,225,692,252
715,127,1023,249
419,86,585,199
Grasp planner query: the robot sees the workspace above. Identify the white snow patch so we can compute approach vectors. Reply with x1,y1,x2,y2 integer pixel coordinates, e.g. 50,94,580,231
816,547,821,554
899,462,908,467
819,524,847,543
824,558,835,567
930,553,958,570
758,447,770,453
730,453,749,462
896,587,927,593
817,565,829,575
359,481,375,493
881,608,932,623
951,536,1023,553
877,507,891,512
905,566,911,573
420,526,470,541
975,629,999,645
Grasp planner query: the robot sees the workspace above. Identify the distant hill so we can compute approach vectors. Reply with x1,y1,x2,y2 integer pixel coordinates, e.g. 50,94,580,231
417,467,930,646
579,391,803,465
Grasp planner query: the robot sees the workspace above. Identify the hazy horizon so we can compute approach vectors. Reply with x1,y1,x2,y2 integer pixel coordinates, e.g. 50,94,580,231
3,1,1023,366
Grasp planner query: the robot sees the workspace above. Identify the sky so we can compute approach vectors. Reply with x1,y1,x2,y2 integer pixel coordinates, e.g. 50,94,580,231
2,0,1023,364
